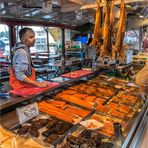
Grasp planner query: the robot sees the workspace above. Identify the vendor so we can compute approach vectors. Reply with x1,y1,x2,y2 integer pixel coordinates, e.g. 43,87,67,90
135,63,148,95
85,37,93,60
10,27,49,89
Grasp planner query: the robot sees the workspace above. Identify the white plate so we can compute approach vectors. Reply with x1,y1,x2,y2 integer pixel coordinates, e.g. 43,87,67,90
80,119,104,130
126,82,138,87
82,68,92,71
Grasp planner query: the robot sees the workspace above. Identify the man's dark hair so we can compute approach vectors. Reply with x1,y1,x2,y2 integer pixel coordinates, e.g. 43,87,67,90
19,27,34,41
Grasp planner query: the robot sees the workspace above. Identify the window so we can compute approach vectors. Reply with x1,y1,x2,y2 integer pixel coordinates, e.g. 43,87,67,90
15,26,60,54
0,24,10,57
124,30,139,51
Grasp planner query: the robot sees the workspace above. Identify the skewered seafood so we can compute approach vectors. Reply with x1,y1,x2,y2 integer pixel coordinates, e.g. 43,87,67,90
110,110,126,119
118,104,131,113
39,101,75,123
31,119,48,129
28,126,39,137
66,135,84,148
44,134,59,143
65,130,113,148
65,106,90,118
17,125,31,135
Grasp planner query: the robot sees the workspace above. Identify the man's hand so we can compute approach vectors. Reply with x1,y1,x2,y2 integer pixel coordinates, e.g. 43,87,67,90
35,81,49,88
23,77,49,88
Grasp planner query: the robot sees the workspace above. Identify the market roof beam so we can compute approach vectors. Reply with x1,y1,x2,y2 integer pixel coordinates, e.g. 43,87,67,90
0,17,75,29
80,0,146,9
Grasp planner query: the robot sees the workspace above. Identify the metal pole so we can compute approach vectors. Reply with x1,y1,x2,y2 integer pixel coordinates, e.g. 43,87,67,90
44,27,50,57
139,27,143,52
9,25,16,48
9,25,16,65
61,28,65,60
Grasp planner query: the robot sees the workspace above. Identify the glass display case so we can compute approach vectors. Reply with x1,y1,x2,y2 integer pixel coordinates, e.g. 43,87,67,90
0,71,147,148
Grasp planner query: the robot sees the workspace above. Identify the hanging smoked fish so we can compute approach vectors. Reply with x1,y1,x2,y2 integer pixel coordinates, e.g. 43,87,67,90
91,0,101,53
101,0,110,56
108,0,115,57
113,0,126,62
120,8,127,61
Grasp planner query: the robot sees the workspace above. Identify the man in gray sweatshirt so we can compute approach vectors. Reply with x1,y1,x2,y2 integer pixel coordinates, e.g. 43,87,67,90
10,27,48,89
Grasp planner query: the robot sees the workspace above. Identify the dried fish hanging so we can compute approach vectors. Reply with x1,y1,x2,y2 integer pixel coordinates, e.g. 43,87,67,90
120,5,127,62
92,0,127,64
101,0,110,56
91,0,101,54
100,0,115,58
108,0,115,57
113,0,126,62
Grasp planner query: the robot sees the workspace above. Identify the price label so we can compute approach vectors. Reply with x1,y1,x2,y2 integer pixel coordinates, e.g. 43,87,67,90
16,102,39,124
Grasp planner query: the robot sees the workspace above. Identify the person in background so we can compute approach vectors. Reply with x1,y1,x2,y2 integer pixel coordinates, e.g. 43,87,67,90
85,37,97,67
85,37,93,60
80,44,85,59
0,40,5,57
10,27,49,90
0,48,3,57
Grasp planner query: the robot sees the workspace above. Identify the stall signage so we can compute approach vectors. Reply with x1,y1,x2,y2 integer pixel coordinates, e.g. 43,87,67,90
16,102,39,124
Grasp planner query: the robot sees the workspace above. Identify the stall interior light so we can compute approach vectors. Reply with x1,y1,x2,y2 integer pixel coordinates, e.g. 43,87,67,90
139,15,144,18
75,10,83,20
126,4,131,8
2,11,5,15
101,0,105,3
43,15,53,19
42,0,52,13
52,0,60,5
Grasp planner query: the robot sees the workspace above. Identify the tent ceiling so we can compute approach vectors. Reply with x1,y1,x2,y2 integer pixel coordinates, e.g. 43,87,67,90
0,0,147,29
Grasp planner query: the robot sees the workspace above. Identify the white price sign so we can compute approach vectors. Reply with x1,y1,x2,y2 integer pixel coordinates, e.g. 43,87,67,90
16,102,39,124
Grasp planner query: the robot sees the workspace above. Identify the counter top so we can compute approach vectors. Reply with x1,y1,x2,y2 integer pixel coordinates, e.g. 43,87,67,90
0,69,97,111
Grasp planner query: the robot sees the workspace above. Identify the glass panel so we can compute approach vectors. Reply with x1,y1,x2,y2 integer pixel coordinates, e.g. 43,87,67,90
15,26,61,55
48,27,60,55
124,30,139,55
15,26,47,53
0,24,10,57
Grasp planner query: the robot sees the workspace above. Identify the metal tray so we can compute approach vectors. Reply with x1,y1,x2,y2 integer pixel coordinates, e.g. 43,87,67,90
11,113,75,147
57,124,114,148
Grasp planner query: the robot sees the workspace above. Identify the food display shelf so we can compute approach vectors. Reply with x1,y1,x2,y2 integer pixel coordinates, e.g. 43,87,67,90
0,71,147,148
0,70,97,111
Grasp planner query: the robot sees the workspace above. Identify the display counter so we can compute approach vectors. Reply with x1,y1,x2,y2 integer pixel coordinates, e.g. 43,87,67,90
0,68,147,148
0,69,96,111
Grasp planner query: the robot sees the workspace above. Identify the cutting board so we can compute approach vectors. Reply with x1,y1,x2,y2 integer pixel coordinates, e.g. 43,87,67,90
9,82,59,97
61,70,93,79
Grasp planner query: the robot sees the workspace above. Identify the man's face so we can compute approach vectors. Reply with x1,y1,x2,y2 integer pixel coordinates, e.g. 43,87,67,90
22,30,35,48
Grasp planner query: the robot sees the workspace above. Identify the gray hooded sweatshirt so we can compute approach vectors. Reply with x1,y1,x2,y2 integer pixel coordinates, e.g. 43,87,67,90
12,42,33,81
